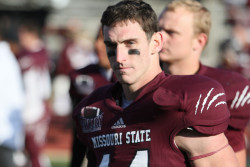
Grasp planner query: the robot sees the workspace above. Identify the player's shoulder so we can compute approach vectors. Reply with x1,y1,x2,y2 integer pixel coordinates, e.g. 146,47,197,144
69,64,100,82
162,73,224,92
153,73,226,110
202,65,249,84
82,82,114,103
156,73,229,135
72,82,115,117
71,64,99,75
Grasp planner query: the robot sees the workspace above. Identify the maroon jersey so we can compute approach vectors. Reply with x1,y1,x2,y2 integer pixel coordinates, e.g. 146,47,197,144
72,72,229,167
198,63,250,151
16,46,50,72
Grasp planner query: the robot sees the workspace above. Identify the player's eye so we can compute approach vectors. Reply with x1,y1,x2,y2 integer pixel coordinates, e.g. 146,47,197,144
160,28,175,36
105,41,117,49
165,30,175,35
107,50,116,57
125,40,136,47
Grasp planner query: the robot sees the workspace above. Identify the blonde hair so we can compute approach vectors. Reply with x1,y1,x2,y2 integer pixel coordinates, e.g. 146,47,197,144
162,0,211,38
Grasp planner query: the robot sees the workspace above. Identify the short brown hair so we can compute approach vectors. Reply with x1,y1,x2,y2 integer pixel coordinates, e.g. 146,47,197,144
101,0,158,40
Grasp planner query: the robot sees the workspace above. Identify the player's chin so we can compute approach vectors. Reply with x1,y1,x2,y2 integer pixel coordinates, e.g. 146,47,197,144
117,76,132,85
159,52,171,62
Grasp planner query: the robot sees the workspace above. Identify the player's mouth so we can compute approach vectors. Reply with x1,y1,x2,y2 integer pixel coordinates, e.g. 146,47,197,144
115,66,133,74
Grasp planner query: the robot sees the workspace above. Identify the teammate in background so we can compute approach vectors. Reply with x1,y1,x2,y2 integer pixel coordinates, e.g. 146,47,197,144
55,19,97,76
52,20,97,117
72,0,239,166
158,0,250,166
0,15,25,167
69,27,115,167
16,19,52,167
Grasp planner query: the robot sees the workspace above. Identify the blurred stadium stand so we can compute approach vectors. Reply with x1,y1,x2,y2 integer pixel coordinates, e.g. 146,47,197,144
0,0,230,68
0,0,230,67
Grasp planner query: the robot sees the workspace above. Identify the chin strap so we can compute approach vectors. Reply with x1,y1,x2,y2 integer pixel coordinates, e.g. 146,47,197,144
189,144,230,161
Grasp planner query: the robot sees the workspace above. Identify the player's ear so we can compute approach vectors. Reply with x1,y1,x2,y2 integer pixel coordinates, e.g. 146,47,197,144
150,32,163,54
193,33,207,51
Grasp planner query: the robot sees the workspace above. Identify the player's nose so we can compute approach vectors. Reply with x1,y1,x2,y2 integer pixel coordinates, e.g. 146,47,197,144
116,46,127,63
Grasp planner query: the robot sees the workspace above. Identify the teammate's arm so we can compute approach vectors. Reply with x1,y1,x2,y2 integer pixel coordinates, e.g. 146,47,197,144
174,129,239,167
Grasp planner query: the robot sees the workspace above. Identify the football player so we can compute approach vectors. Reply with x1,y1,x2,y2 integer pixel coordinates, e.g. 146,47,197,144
16,19,51,167
158,0,250,166
73,0,239,166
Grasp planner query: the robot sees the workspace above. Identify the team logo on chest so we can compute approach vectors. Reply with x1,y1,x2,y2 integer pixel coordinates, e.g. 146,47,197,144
80,106,103,133
111,118,126,129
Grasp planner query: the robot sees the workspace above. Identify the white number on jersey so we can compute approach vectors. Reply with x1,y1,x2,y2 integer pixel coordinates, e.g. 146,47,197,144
99,150,149,167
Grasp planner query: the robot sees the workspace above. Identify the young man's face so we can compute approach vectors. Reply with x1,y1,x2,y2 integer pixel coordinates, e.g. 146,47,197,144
103,20,153,86
158,7,196,63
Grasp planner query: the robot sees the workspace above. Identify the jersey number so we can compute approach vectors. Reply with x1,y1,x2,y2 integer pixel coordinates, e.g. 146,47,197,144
99,150,149,167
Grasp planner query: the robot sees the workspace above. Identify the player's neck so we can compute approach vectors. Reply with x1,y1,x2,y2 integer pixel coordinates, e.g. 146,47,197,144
166,60,200,75
122,66,162,100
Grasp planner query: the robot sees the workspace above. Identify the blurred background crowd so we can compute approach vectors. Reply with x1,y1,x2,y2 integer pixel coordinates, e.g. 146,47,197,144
0,0,250,167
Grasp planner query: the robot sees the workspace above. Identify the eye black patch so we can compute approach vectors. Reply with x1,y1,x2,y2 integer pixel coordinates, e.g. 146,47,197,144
128,49,140,55
107,51,116,57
